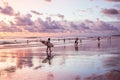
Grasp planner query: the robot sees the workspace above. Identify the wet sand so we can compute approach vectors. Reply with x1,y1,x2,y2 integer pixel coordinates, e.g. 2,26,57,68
0,36,120,80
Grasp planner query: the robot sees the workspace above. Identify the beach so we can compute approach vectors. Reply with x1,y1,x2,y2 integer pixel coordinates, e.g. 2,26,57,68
0,36,120,80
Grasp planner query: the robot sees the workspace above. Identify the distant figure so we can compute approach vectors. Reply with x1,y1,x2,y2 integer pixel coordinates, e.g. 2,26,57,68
58,39,60,41
75,38,79,51
97,37,101,48
97,37,100,42
63,38,66,48
75,38,78,46
46,38,52,56
63,38,65,43
27,40,29,44
14,40,17,43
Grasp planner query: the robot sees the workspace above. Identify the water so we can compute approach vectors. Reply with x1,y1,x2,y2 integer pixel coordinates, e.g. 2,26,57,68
0,36,120,80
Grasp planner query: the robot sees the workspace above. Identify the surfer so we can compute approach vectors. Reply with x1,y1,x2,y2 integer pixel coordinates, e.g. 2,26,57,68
46,38,52,56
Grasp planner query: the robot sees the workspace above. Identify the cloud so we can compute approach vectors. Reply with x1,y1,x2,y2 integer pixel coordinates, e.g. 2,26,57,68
31,10,43,15
0,21,22,32
101,8,120,20
0,4,14,16
40,17,64,32
114,4,120,9
57,14,64,19
0,1,119,34
0,16,119,33
79,19,118,32
13,13,38,32
78,8,94,14
49,13,64,19
14,14,34,26
79,10,86,12
101,8,119,15
94,19,118,31
90,0,120,2
105,0,120,2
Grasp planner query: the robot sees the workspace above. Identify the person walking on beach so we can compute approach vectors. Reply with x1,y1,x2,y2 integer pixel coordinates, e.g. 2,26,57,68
97,37,101,48
63,38,65,43
46,38,52,56
97,37,100,42
74,38,79,50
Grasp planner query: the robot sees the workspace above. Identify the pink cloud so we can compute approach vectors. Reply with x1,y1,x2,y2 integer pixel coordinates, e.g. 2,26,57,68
101,8,119,15
31,10,43,15
0,4,14,15
105,0,120,2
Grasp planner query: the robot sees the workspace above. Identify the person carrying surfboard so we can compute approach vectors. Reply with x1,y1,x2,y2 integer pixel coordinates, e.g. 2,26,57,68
40,38,54,57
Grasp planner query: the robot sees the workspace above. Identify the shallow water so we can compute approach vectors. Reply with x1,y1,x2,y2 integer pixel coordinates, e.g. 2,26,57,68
0,36,120,80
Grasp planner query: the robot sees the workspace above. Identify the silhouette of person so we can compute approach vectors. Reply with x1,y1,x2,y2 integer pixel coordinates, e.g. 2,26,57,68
75,38,78,51
46,38,52,57
97,37,101,48
63,38,65,43
97,37,100,42
27,40,29,44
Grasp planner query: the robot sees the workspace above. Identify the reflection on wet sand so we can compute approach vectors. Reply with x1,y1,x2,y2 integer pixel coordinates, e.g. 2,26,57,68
0,66,16,80
84,70,120,80
98,41,101,48
47,73,54,80
42,55,54,65
75,45,79,51
0,48,120,80
16,50,33,69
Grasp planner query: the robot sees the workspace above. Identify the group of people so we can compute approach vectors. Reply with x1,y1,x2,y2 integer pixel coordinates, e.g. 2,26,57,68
45,37,80,56
46,37,101,56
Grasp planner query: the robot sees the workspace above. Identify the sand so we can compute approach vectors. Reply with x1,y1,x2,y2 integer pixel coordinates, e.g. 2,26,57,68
0,36,120,80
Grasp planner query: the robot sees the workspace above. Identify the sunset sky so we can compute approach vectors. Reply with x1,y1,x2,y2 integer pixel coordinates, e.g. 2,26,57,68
0,0,120,37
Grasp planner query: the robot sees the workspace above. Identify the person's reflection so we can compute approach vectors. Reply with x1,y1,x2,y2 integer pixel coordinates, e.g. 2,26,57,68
75,45,78,51
42,53,53,65
47,73,54,80
98,41,101,48
26,56,33,67
64,45,66,48
16,50,33,69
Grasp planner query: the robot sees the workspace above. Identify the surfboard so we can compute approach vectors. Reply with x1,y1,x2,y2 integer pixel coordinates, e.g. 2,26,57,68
40,40,54,47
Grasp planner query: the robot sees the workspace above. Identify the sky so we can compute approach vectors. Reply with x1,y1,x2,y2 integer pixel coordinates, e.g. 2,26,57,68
0,0,120,37
0,0,120,21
